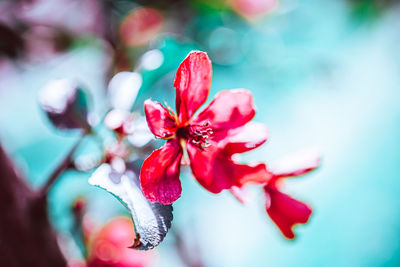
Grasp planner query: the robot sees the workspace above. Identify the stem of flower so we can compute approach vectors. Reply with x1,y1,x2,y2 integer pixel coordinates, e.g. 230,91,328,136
39,134,85,197
172,227,204,267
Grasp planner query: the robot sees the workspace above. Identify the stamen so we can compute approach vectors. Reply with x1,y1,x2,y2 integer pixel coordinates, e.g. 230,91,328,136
176,122,213,150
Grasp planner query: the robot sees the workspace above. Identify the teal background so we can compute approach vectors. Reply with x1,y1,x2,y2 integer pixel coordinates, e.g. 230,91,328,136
1,0,400,266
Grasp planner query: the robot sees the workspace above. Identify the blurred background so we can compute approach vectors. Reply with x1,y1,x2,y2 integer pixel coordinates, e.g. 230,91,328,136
1,0,400,266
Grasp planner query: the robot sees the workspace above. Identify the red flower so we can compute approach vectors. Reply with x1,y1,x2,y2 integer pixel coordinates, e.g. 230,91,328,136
232,149,320,239
265,150,319,239
141,51,267,204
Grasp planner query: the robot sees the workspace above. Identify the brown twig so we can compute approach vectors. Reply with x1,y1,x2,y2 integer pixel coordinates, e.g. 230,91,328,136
40,135,85,197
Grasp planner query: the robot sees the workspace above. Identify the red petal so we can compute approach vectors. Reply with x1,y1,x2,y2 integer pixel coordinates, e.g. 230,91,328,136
140,140,182,204
192,89,256,142
265,187,312,239
234,163,271,187
144,99,177,138
186,144,229,193
224,122,269,155
187,143,269,193
174,51,212,123
272,148,320,178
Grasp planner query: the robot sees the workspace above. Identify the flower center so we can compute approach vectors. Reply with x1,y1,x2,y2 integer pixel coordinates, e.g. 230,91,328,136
177,122,213,150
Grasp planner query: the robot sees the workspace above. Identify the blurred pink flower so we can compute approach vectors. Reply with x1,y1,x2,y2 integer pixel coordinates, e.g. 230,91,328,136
86,217,155,267
227,0,278,21
120,7,164,47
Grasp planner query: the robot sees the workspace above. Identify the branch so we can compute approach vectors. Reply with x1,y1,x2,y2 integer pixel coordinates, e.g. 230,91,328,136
0,144,66,266
40,135,84,197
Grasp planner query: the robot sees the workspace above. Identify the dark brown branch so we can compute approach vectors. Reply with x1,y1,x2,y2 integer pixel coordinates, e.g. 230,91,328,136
0,144,66,267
